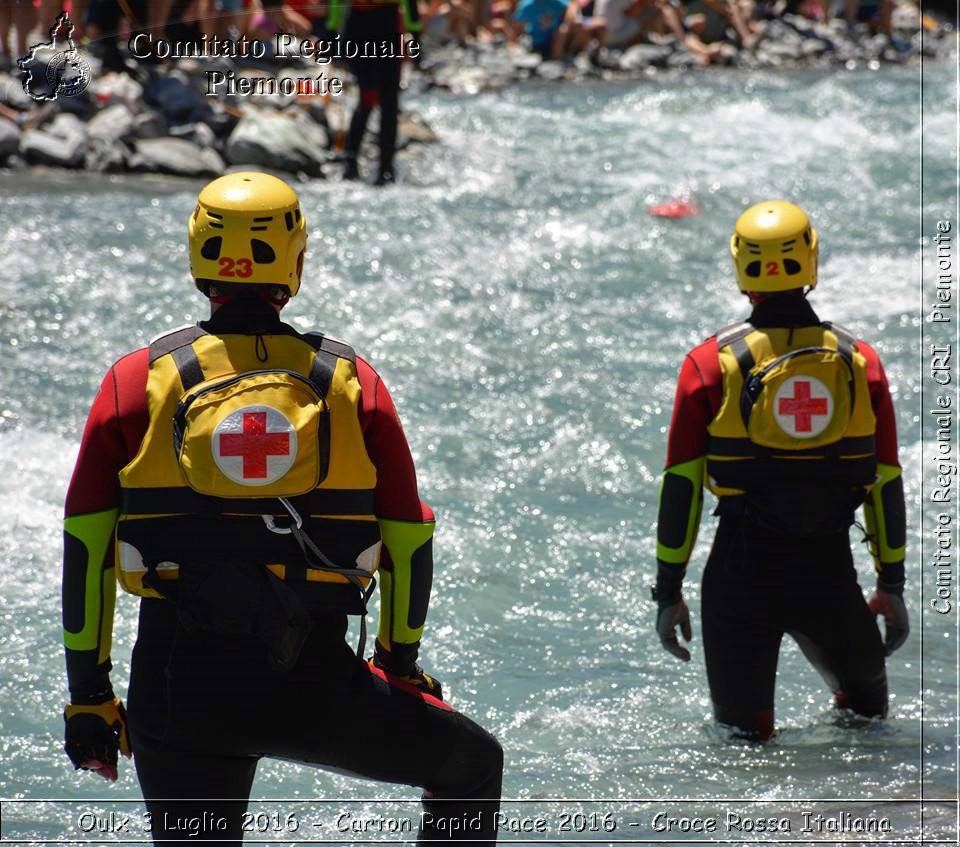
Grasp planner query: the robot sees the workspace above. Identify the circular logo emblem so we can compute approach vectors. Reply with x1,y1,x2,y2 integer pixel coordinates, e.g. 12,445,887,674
774,376,833,439
212,405,297,486
45,50,90,97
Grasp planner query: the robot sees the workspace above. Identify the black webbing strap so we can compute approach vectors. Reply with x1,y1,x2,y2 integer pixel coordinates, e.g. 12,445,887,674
148,325,207,363
121,486,376,516
308,349,339,401
301,332,357,363
171,345,205,392
716,321,756,383
717,322,759,430
149,325,208,391
708,433,876,458
299,332,356,402
822,321,857,411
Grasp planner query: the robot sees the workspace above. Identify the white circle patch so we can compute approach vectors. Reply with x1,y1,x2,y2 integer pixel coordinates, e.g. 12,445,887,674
212,404,297,485
773,375,833,439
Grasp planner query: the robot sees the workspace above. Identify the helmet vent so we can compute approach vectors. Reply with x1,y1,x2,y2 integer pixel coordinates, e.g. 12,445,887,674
200,236,223,260
207,211,223,229
745,261,762,278
251,239,276,264
803,230,811,246
744,240,761,255
285,211,294,231
784,259,802,275
295,208,301,223
781,239,796,253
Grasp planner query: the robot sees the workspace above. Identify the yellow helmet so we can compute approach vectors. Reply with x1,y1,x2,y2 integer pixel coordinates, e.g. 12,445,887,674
729,201,819,293
188,172,307,297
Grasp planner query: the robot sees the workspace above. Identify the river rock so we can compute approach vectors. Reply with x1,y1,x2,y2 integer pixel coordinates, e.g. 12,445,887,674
20,123,87,167
169,121,217,149
0,117,21,161
133,109,168,139
0,73,33,110
85,138,130,172
619,43,674,69
129,137,225,177
225,108,327,177
20,112,87,168
90,71,144,107
86,102,135,144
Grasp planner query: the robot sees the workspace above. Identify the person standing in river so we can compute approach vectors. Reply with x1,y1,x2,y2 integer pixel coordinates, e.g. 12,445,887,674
652,200,908,741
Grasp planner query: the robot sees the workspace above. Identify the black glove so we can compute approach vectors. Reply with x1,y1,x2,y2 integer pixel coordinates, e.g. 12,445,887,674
372,645,444,701
656,599,693,662
868,585,909,656
64,697,131,781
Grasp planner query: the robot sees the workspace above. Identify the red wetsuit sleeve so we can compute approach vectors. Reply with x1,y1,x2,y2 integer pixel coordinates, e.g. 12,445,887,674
664,338,722,469
355,356,434,522
64,349,149,517
63,348,148,701
859,341,900,467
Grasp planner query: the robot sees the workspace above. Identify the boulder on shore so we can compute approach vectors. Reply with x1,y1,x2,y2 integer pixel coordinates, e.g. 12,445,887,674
225,108,328,178
128,137,225,178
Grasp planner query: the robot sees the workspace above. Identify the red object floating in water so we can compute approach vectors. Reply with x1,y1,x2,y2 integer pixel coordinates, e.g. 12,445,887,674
648,199,700,218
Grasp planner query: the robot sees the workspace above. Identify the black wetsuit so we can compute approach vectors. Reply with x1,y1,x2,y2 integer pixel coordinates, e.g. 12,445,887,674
701,519,887,739
129,600,503,844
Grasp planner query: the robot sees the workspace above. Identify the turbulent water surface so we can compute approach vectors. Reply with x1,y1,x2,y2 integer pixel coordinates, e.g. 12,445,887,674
0,59,956,843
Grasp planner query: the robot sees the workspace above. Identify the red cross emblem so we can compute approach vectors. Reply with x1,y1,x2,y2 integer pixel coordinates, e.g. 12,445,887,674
774,376,833,438
213,406,297,485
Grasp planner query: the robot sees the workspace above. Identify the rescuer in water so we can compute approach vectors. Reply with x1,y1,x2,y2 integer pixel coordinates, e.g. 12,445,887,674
653,200,909,741
61,171,503,843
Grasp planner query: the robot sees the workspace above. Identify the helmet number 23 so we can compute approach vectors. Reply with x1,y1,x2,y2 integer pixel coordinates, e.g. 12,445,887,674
218,257,253,278
765,261,780,275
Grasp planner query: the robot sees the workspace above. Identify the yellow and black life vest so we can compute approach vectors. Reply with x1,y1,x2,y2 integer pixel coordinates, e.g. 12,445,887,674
115,324,381,603
705,320,877,532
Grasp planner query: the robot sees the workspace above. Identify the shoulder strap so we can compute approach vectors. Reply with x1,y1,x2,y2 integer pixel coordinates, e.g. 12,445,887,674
821,321,857,411
716,320,756,387
300,331,357,363
301,332,358,401
148,324,207,392
821,321,857,354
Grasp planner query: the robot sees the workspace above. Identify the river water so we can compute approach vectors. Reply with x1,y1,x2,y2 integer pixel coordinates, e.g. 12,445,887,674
0,59,956,843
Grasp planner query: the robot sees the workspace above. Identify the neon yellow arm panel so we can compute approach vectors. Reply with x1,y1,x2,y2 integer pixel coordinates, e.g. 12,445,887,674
401,0,422,32
656,456,705,566
863,463,906,578
62,508,118,697
376,518,435,656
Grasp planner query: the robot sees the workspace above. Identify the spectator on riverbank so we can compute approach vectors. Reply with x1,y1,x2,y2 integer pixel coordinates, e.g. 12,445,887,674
513,0,604,58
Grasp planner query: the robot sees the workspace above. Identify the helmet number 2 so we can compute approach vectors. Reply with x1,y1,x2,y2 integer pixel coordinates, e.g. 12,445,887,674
218,257,253,278
765,261,780,276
